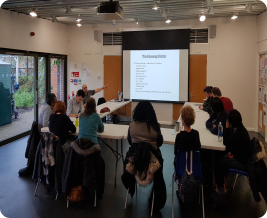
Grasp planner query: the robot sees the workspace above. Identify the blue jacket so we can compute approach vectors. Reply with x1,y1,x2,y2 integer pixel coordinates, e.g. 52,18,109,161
205,110,228,135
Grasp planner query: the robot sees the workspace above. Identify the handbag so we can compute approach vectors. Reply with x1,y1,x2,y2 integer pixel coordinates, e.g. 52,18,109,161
100,107,110,113
67,185,84,202
211,178,231,210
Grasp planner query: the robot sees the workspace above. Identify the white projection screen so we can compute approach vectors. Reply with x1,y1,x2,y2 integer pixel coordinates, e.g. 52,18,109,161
122,29,190,103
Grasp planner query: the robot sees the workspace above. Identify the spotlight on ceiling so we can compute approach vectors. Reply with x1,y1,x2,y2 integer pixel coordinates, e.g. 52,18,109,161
66,6,73,14
260,0,267,7
231,13,238,19
30,9,37,17
77,23,82,27
152,1,159,10
199,14,206,21
161,9,167,17
165,17,171,23
208,6,214,14
245,4,252,13
76,14,82,22
136,18,139,24
52,16,57,23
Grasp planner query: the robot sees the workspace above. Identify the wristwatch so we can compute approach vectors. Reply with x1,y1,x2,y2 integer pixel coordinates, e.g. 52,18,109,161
102,86,104,89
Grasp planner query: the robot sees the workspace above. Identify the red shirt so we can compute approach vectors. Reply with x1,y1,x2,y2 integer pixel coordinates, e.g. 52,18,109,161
220,97,233,112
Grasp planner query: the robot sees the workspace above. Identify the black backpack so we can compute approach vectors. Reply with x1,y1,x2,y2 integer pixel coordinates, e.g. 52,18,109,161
178,151,199,203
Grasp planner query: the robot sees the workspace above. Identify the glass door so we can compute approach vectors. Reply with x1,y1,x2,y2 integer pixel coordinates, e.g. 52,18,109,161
0,54,35,142
37,57,47,121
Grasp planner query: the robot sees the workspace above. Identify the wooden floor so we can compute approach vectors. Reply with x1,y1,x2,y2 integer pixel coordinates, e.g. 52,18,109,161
0,129,266,218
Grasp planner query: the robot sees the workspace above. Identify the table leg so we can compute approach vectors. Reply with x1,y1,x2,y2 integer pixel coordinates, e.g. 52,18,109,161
213,150,215,185
115,139,118,187
121,139,125,171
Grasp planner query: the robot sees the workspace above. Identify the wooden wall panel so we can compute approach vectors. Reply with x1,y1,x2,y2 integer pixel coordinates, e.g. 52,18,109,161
173,104,183,120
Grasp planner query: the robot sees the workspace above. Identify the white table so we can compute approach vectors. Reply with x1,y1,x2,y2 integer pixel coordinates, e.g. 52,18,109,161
96,100,131,118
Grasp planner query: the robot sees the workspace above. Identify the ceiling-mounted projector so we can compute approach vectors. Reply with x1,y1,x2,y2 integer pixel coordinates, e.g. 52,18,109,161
97,1,123,20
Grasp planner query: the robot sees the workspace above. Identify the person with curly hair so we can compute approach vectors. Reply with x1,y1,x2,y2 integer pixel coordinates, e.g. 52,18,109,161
49,101,76,144
174,105,201,165
78,98,104,144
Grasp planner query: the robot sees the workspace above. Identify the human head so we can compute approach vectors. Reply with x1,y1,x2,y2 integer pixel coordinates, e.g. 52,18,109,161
76,89,85,104
203,86,213,98
53,101,66,114
211,97,224,114
46,92,57,107
211,87,222,98
132,100,160,131
227,109,243,128
180,105,195,127
83,98,97,115
82,84,88,94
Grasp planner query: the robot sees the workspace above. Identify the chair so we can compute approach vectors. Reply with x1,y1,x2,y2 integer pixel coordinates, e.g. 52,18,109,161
228,168,249,193
97,97,109,123
172,150,205,218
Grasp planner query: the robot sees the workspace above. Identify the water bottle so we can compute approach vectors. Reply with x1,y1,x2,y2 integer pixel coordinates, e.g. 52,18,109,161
218,122,223,142
75,115,79,127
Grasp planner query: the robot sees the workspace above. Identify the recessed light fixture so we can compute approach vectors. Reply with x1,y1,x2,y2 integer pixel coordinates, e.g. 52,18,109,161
76,14,82,22
231,13,238,19
166,17,171,23
77,23,82,27
245,4,252,13
136,19,139,24
52,16,57,23
199,15,206,21
30,9,37,17
152,1,159,10
66,6,73,14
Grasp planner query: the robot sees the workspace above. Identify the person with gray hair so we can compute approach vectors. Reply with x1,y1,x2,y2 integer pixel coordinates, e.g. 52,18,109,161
38,92,57,132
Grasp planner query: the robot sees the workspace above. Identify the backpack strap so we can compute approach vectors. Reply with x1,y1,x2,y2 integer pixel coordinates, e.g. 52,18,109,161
185,151,193,175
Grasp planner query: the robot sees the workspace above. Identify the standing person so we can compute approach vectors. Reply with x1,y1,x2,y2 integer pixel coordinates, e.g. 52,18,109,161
49,101,76,145
78,98,104,144
211,87,233,112
82,84,108,106
67,89,85,117
38,92,57,132
199,86,213,114
174,105,201,165
206,97,228,135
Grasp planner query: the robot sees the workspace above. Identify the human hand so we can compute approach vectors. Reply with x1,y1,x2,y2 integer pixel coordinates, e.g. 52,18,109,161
199,106,203,110
83,103,86,108
226,120,231,128
103,84,108,89
227,152,232,157
213,124,216,128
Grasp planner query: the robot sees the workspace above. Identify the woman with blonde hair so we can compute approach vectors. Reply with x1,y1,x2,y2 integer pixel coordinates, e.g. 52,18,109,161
78,98,104,144
49,101,76,144
174,105,201,165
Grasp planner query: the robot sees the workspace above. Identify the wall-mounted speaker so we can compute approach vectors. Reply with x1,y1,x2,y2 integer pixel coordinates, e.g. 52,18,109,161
210,25,216,38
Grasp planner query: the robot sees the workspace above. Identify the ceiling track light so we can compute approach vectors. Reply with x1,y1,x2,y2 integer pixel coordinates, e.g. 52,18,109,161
161,9,167,17
66,6,73,14
76,14,82,22
30,9,37,17
199,14,206,21
77,23,82,27
165,17,171,23
152,1,159,10
208,6,214,15
136,18,139,24
245,4,252,13
231,13,238,19
52,16,57,23
206,0,213,7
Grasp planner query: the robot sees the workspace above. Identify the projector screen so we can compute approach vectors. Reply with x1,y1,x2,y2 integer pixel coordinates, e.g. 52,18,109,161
122,29,190,103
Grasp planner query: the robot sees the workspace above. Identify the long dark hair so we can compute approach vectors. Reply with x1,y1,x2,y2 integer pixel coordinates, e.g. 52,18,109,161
211,97,224,114
132,100,160,132
81,98,96,116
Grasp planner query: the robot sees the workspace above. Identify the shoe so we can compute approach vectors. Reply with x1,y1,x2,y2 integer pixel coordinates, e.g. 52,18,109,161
18,166,32,176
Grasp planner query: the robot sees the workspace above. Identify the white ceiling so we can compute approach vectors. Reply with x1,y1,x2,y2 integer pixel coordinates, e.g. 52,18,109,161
1,0,266,24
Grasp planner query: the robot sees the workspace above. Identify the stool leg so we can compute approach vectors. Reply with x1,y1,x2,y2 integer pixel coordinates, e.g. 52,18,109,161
151,190,155,217
201,184,205,218
125,188,129,209
94,190,96,207
172,174,174,218
67,199,69,208
232,174,239,192
55,192,58,200
34,179,39,196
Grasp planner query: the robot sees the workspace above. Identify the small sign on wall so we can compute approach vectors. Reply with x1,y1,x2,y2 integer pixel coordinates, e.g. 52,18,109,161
74,78,78,85
71,72,79,77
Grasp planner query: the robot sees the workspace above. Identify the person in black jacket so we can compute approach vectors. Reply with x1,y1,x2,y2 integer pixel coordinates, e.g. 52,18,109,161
199,86,213,114
220,109,252,176
206,97,228,135
174,105,201,166
49,101,76,145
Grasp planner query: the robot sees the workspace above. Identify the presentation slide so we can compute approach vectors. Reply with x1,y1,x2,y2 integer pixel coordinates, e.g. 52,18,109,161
130,50,180,101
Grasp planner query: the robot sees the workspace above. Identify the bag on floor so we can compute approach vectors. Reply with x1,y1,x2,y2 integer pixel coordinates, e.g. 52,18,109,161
211,182,231,210
178,151,199,203
67,185,84,202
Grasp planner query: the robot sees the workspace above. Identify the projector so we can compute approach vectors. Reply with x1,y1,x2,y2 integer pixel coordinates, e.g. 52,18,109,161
97,1,123,20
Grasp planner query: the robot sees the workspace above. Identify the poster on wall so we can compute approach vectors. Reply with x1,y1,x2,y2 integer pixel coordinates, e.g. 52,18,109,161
71,72,79,77
262,87,266,104
259,110,263,128
70,79,73,83
74,78,78,85
259,87,262,103
264,104,267,126
78,78,82,84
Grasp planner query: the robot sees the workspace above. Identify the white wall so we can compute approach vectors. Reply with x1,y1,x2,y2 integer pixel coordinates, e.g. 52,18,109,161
67,16,258,129
0,9,68,54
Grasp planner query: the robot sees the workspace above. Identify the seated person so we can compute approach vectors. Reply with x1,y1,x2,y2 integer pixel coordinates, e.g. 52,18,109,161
49,101,76,144
211,87,233,112
67,89,85,117
174,105,201,165
38,92,57,132
206,97,228,135
78,98,104,144
199,86,213,114
220,109,252,176
127,100,163,160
